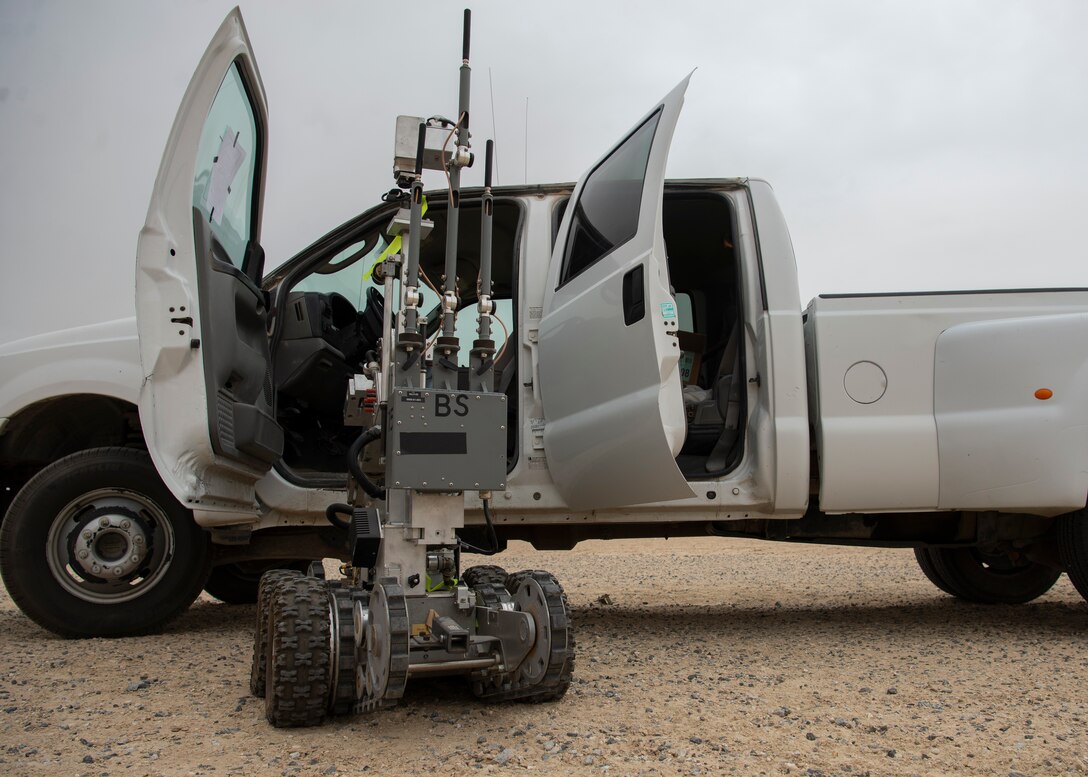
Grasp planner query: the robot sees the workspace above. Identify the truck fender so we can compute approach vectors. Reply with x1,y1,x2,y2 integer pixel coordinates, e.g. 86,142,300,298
934,312,1088,515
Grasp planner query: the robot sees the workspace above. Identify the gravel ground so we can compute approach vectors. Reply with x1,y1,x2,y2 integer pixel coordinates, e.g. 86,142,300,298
1,537,1086,776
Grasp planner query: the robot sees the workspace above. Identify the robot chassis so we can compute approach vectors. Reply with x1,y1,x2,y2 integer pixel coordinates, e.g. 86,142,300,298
250,11,575,727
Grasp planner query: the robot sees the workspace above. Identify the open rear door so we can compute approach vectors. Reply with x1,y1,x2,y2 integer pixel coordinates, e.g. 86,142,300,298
538,76,694,510
136,9,282,513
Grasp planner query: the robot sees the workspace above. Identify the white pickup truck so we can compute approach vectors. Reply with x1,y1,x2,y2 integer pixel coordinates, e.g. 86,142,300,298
2,9,1087,639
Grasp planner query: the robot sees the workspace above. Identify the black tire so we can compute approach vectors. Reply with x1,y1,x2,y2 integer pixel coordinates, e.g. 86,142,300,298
265,575,333,727
0,447,211,638
462,564,508,588
913,548,957,596
205,559,313,604
923,546,1061,604
249,569,305,697
1058,510,1088,602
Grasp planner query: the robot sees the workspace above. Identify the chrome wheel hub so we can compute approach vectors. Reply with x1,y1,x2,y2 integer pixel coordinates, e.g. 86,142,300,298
70,509,151,581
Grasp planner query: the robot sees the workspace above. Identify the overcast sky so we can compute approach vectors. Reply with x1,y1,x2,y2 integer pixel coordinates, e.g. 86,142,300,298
1,0,1086,344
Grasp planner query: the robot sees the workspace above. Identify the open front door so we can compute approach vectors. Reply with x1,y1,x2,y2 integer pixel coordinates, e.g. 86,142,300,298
538,76,694,510
136,9,282,513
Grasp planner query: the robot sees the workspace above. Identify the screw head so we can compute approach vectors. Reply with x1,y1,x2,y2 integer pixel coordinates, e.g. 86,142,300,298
133,536,144,545
82,531,93,540
99,518,110,528
120,520,131,530
77,549,89,560
113,568,124,577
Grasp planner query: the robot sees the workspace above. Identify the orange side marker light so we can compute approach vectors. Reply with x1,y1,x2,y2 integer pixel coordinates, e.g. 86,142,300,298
1034,388,1053,400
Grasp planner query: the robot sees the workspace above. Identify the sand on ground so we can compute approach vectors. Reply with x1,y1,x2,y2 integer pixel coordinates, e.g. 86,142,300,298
1,536,1086,776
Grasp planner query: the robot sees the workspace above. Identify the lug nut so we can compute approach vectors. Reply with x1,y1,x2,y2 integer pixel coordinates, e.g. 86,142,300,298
99,518,110,528
78,549,89,559
82,531,93,540
114,568,124,577
130,556,139,563
91,564,100,574
133,536,144,545
120,520,131,530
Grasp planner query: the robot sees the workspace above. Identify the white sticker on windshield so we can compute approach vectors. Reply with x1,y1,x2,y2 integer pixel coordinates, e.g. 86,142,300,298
203,126,246,225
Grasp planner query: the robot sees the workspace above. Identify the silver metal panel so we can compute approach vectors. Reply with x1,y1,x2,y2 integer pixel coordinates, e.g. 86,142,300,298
387,388,507,491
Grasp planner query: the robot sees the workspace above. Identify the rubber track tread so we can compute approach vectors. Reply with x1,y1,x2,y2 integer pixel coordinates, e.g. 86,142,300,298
265,577,333,728
478,570,574,703
250,570,304,697
462,564,508,588
1059,510,1088,602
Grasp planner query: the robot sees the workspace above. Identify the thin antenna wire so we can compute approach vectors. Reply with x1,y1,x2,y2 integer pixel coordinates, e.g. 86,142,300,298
488,67,500,185
524,97,529,184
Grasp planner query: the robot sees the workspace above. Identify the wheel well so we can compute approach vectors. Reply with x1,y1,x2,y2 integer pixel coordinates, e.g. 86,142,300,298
0,395,143,514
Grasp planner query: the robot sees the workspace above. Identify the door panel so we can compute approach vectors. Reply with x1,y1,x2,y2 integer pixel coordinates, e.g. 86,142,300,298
136,10,280,512
538,76,695,510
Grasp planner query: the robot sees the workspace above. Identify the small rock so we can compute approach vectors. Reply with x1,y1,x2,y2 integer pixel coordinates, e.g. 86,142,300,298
477,736,486,744
886,687,898,695
886,749,897,758
583,756,595,765
82,755,94,764
805,733,816,741
596,594,613,605
689,736,703,744
494,748,512,766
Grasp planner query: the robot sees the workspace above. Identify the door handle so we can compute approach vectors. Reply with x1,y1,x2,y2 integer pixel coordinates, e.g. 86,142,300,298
622,265,645,326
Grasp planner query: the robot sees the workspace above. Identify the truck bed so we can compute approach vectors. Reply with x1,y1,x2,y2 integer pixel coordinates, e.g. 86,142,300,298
804,288,1088,516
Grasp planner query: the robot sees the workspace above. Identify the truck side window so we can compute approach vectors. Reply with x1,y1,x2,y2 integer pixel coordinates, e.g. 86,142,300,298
558,109,661,287
191,62,260,272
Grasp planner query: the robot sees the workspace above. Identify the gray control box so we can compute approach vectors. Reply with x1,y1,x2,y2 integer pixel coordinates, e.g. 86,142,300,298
387,388,508,492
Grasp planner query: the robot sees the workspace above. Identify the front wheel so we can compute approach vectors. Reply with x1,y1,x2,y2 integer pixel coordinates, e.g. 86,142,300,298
0,447,211,637
915,546,1061,604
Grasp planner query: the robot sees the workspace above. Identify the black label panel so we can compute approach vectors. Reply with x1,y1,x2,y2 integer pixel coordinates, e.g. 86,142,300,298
400,432,468,455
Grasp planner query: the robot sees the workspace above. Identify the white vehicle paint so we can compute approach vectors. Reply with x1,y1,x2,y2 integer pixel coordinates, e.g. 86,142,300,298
135,9,276,519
